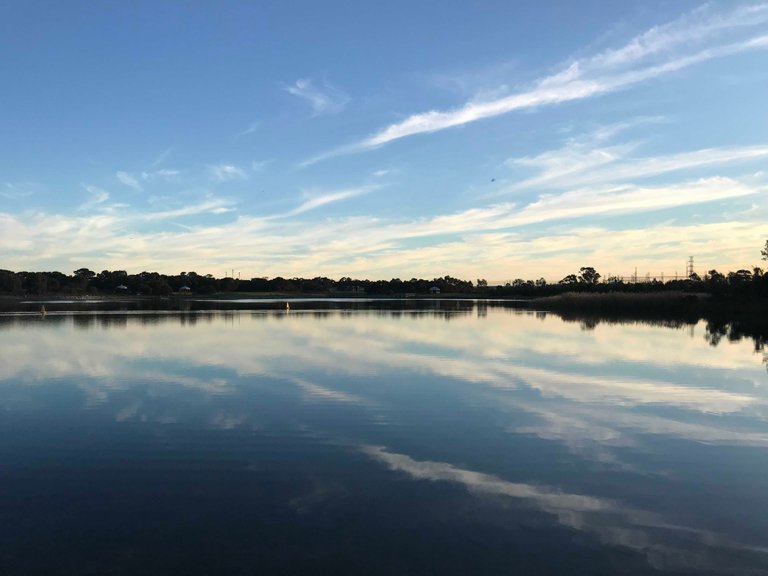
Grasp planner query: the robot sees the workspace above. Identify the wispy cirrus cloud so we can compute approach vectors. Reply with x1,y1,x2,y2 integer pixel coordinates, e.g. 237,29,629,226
353,176,760,243
141,169,181,182
79,185,110,210
286,78,350,115
237,120,260,136
139,197,236,221
2,198,764,281
3,143,766,279
116,166,181,191
505,176,759,225
250,160,272,173
208,164,249,182
303,3,768,164
2,182,37,199
288,185,378,216
116,171,143,192
150,146,173,167
501,136,768,194
589,2,768,68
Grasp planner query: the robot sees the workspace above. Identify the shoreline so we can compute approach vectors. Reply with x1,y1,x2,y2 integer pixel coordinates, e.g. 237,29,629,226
2,291,766,349
2,289,767,318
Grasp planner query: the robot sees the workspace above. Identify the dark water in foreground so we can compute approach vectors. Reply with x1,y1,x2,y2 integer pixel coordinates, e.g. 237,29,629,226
1,301,768,575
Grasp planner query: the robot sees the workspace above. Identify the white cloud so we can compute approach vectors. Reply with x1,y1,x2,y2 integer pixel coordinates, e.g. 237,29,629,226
303,4,768,163
575,146,768,188
79,185,110,210
286,78,350,115
2,157,765,278
250,160,272,173
506,143,636,190
320,176,759,247
2,182,36,199
288,186,378,216
141,169,181,182
139,198,236,221
150,146,173,167
506,176,759,225
238,120,260,136
116,171,143,192
589,3,768,69
208,164,248,182
363,77,604,147
500,130,768,194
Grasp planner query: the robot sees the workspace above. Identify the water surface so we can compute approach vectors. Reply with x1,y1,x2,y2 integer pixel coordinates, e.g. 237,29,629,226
1,303,767,574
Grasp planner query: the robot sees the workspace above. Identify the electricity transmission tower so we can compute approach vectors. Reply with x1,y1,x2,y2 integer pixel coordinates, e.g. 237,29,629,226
685,256,694,278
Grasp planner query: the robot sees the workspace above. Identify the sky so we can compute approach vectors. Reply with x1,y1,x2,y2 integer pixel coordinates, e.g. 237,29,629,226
1,1,767,283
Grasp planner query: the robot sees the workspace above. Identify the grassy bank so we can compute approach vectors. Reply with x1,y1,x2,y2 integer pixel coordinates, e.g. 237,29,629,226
530,290,768,317
530,291,706,316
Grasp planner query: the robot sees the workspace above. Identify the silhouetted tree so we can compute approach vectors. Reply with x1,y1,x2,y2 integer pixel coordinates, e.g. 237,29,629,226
73,268,96,280
578,267,601,285
72,268,96,291
30,273,47,294
728,269,753,286
707,269,725,283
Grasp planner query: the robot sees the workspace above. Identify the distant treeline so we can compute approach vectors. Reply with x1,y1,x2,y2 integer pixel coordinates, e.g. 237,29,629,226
1,264,767,299
0,268,474,296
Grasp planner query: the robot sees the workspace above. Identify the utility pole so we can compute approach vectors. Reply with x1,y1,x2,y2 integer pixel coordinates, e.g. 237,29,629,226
686,256,694,278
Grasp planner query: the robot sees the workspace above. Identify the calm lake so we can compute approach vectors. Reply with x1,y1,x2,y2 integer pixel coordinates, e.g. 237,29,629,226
2,301,768,575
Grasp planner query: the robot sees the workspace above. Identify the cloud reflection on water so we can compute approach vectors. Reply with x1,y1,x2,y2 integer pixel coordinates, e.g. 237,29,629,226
2,307,768,571
0,310,765,435
361,444,768,574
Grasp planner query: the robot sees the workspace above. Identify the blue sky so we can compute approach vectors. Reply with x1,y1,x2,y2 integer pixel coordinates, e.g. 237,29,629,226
2,1,767,282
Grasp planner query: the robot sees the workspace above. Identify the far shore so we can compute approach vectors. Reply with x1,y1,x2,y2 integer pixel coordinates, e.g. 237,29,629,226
3,290,766,348
2,289,767,318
